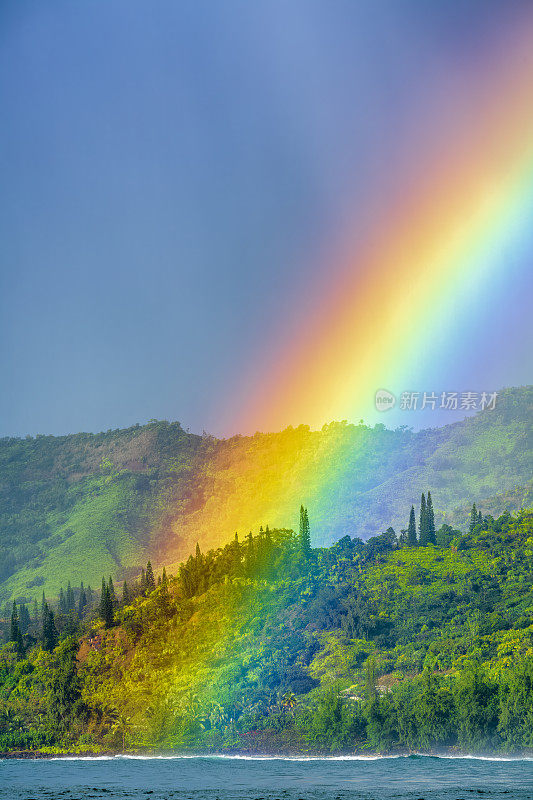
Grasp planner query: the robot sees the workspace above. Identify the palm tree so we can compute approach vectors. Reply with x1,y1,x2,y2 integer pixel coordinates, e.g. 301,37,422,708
281,691,298,715
110,712,133,751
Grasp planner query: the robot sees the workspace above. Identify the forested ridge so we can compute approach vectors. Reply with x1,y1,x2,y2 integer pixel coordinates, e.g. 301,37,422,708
1,386,531,603
2,501,533,756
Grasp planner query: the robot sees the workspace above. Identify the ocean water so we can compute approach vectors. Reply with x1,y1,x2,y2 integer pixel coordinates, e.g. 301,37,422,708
0,754,532,800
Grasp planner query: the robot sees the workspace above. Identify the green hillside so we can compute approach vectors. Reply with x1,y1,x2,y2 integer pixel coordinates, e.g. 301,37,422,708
1,506,533,755
0,386,531,604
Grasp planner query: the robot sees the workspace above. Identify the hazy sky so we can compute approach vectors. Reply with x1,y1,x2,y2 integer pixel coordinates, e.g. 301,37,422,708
1,1,531,437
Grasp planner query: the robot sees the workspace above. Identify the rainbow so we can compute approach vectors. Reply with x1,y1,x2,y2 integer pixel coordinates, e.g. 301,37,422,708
226,19,533,435
165,12,533,561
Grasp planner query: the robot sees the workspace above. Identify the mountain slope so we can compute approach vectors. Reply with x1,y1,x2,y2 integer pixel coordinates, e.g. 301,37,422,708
0,386,531,603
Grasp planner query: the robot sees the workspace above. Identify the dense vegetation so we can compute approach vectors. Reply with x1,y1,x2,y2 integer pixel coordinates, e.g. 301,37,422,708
1,386,531,603
1,501,533,756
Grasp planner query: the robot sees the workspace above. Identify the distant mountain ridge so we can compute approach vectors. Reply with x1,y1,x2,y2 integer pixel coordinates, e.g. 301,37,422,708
0,386,531,603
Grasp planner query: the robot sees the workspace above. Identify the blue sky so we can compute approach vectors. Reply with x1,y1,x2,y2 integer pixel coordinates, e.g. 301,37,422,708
1,1,531,437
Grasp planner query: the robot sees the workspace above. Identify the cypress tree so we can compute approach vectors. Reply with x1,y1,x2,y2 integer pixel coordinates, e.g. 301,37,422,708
10,601,20,642
419,493,429,545
78,588,87,618
86,585,93,607
299,505,311,558
469,503,478,534
232,532,241,573
100,578,107,619
264,525,272,560
158,566,171,616
59,588,67,614
426,491,436,545
108,576,117,608
122,580,130,605
19,604,30,634
478,510,483,526
102,585,114,628
145,561,156,593
245,531,254,574
407,506,417,546
32,599,39,622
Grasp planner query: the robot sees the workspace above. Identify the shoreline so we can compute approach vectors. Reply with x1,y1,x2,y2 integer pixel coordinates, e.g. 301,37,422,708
2,748,532,761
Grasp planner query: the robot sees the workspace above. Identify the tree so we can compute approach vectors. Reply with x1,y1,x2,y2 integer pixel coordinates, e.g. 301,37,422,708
19,603,30,634
232,532,241,573
498,655,533,750
365,655,377,704
66,581,75,611
407,506,417,546
99,578,107,619
78,586,87,618
48,637,84,731
419,493,429,545
10,602,22,650
469,503,478,534
453,661,498,751
109,710,133,751
299,505,311,559
145,562,156,593
281,691,298,716
59,588,67,614
122,580,130,605
42,604,58,652
100,583,114,629
108,576,118,608
426,492,436,545
245,532,254,574
412,669,454,749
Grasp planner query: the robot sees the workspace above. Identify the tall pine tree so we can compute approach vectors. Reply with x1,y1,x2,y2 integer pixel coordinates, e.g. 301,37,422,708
108,576,118,608
299,505,311,558
41,604,58,652
245,531,254,574
78,586,87,618
101,584,114,628
145,562,156,593
19,604,30,634
469,503,478,534
419,493,429,545
10,601,21,644
426,491,436,545
407,505,417,546
100,577,107,619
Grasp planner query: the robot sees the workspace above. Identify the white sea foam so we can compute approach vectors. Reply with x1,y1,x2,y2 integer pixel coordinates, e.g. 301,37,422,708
33,752,533,763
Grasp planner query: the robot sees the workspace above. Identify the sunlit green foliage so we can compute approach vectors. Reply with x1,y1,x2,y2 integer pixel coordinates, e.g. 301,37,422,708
1,507,533,754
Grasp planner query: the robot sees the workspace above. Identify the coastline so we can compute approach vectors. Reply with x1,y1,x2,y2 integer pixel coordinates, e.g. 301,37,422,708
2,746,532,760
